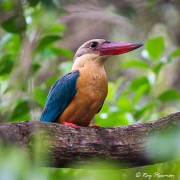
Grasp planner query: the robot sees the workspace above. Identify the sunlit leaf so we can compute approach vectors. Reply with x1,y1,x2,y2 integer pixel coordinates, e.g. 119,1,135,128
121,59,149,69
171,48,180,58
153,62,164,74
153,55,173,74
117,95,133,111
0,0,14,11
36,48,57,60
96,103,109,115
158,89,180,102
0,34,20,53
95,111,130,127
133,84,149,104
146,36,164,60
106,82,116,101
45,24,65,34
130,77,150,91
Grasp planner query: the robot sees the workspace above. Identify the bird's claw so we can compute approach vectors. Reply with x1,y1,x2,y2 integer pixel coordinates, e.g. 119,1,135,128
61,121,78,128
88,125,100,129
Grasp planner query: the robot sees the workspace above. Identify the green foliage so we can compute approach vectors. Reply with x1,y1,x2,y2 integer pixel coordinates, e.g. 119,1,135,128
1,14,26,34
35,35,62,52
0,1,71,122
171,48,180,57
28,0,40,7
121,59,149,69
146,36,164,60
11,99,30,122
0,54,14,76
158,89,180,102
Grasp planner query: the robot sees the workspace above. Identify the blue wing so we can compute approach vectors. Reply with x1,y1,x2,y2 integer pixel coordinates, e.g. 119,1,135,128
40,70,80,122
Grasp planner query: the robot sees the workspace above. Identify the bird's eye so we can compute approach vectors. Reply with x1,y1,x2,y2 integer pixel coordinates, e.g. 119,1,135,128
90,42,98,48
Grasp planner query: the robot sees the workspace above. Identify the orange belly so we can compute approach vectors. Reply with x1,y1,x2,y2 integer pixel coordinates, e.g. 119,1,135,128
56,65,108,126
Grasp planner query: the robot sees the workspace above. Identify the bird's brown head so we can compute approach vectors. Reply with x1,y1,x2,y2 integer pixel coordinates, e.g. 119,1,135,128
72,39,143,70
74,39,143,61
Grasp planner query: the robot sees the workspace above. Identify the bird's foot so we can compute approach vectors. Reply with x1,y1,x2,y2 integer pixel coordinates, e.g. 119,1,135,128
61,121,78,128
88,125,100,129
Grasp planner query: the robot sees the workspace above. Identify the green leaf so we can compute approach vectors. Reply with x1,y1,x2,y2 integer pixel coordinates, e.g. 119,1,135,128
153,62,164,74
158,89,180,102
133,84,149,104
134,102,156,120
11,100,30,122
0,0,14,11
32,88,47,106
153,55,173,74
0,54,14,76
117,95,133,111
95,111,130,127
171,48,180,58
28,0,40,7
0,34,20,53
57,7,70,15
146,36,164,60
121,59,149,69
106,82,116,101
35,35,61,52
50,46,73,58
40,0,56,9
130,77,150,91
42,74,59,88
45,24,65,34
36,48,57,60
30,63,41,75
1,14,26,33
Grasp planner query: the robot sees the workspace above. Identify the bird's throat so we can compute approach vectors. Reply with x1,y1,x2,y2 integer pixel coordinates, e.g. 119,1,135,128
72,54,105,71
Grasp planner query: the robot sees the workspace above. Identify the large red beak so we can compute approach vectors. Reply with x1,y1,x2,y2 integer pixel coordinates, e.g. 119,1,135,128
98,41,143,56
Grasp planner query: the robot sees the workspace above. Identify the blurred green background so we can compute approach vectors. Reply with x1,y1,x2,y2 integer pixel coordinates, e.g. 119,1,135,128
0,0,180,179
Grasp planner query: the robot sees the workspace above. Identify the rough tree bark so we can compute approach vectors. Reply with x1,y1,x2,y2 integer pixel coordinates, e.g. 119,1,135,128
0,112,179,168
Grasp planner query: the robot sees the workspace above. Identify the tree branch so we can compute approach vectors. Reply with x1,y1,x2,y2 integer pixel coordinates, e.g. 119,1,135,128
0,112,179,168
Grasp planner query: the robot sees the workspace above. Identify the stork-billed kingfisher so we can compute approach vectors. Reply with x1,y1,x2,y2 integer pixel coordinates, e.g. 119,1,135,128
40,39,143,127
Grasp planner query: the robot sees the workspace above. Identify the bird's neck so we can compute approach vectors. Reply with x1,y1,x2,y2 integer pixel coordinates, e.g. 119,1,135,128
71,54,105,71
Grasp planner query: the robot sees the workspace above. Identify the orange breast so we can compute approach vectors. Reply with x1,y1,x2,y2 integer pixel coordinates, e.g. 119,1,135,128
57,64,108,126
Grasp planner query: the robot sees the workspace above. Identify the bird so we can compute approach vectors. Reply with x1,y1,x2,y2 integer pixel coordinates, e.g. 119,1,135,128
40,39,143,127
